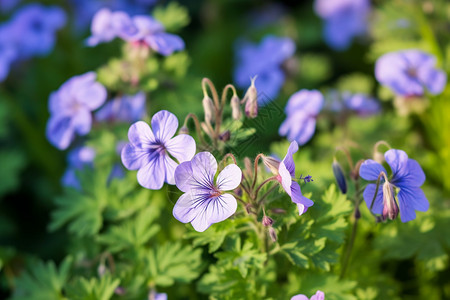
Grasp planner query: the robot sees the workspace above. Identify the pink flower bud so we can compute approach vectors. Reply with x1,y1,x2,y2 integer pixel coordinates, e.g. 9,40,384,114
202,95,215,124
244,77,258,118
231,94,242,120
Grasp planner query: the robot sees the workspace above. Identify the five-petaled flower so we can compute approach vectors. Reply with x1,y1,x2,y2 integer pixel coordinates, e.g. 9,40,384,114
173,152,242,232
263,141,314,215
46,72,107,150
291,290,325,300
375,49,447,97
279,89,324,146
359,149,429,222
121,110,196,190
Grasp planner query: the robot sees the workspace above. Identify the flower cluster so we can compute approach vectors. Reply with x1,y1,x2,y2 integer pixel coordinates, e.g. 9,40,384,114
375,49,447,97
46,72,107,150
234,35,296,104
314,0,370,50
359,149,429,222
279,89,324,145
0,3,66,82
87,8,184,56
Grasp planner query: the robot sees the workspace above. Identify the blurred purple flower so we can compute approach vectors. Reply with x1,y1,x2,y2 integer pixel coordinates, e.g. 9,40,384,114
314,0,370,50
0,26,17,82
343,93,380,117
279,89,324,145
46,72,107,150
291,290,325,300
96,92,146,123
10,3,66,57
87,10,184,56
125,15,185,56
277,142,313,215
0,0,20,14
154,293,167,300
234,35,296,104
61,146,96,189
121,110,196,190
173,152,242,232
375,50,447,96
359,149,429,222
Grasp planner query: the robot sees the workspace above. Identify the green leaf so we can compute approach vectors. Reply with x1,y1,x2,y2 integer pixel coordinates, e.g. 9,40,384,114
153,2,190,32
65,275,120,300
10,256,72,300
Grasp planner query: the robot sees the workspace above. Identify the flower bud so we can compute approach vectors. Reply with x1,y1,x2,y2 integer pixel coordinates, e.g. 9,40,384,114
269,227,277,242
231,94,242,120
178,125,189,135
262,155,281,175
262,215,274,227
97,263,107,277
382,182,399,220
202,95,215,124
201,122,214,137
350,160,363,181
219,130,231,142
332,160,347,194
114,287,126,295
270,208,286,214
244,77,258,118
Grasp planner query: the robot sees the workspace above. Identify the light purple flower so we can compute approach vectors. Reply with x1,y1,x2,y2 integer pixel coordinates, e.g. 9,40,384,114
375,50,447,97
343,93,380,117
314,0,370,50
121,110,196,190
359,149,429,222
0,0,20,14
61,146,96,189
234,35,296,104
46,72,107,150
86,8,137,46
279,90,324,145
276,142,314,215
125,15,185,56
173,152,242,232
95,92,146,123
0,26,17,82
291,290,325,300
10,3,66,57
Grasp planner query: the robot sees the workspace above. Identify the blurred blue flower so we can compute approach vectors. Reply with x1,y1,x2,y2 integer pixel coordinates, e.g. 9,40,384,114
173,151,242,232
359,149,429,222
314,0,370,50
279,90,324,145
234,35,296,104
10,3,66,58
96,92,146,123
291,290,325,300
87,10,184,56
61,146,96,189
46,72,107,150
0,26,17,82
375,49,447,96
343,93,380,117
0,0,20,14
121,110,196,190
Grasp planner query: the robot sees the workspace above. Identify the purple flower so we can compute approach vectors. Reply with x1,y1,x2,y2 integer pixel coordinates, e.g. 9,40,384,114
87,10,184,56
0,0,20,14
375,50,447,97
86,8,137,46
291,290,325,300
0,26,17,82
359,149,429,222
279,90,324,145
10,4,66,58
343,93,380,117
125,15,185,56
46,72,107,150
276,142,314,215
234,35,296,104
314,0,370,50
95,92,146,123
173,152,242,232
61,146,96,189
121,110,196,190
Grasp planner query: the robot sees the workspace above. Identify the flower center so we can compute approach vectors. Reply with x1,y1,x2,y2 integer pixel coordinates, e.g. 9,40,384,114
406,67,417,78
148,142,166,156
209,188,222,198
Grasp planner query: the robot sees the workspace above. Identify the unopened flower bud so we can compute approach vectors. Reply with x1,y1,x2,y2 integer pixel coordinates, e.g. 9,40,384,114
354,207,361,219
231,94,242,120
97,263,107,277
179,125,189,135
269,227,277,242
244,77,258,118
234,187,242,197
219,130,231,142
202,95,215,124
270,208,286,214
201,122,214,137
332,160,347,194
262,155,281,175
262,215,274,227
382,182,399,220
114,287,126,295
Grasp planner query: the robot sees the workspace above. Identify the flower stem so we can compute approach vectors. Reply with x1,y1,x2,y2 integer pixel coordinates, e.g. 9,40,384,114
252,154,263,190
253,176,278,201
183,113,207,146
